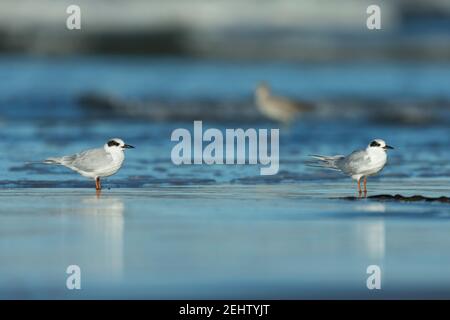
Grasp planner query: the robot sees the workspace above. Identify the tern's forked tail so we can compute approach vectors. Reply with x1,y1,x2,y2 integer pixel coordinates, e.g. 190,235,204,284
43,157,62,165
306,154,344,171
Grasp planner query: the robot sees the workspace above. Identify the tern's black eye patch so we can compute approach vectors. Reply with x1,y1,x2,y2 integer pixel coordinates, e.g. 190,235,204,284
108,140,120,147
370,141,381,147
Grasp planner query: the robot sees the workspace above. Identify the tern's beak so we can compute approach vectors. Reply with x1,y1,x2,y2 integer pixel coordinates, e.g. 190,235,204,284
384,145,394,150
123,144,135,149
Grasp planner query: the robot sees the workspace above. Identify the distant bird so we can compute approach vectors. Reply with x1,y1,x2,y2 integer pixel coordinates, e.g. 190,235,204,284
308,139,394,194
254,82,314,124
44,138,134,190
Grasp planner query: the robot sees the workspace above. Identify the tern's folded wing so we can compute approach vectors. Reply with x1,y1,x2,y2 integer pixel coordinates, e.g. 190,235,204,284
69,148,113,172
337,150,370,175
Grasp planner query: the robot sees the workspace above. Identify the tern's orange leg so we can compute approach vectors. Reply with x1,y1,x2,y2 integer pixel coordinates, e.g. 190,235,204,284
95,177,101,190
357,178,362,195
363,176,367,192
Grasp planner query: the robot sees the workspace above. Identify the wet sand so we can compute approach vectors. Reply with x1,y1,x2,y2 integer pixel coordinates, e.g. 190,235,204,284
1,183,450,299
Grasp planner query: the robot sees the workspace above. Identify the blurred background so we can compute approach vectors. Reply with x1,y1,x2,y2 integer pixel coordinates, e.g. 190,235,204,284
1,0,450,299
2,0,450,60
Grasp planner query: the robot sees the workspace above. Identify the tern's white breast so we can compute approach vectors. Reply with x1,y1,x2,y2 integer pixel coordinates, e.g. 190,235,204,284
96,151,125,177
364,149,387,176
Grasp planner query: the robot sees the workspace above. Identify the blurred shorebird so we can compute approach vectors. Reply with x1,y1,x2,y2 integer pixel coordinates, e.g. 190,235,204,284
44,138,134,190
307,139,394,195
254,82,314,124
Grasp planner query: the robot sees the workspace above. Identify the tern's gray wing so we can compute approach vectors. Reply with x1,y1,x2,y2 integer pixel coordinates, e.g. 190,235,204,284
336,150,369,175
64,148,113,172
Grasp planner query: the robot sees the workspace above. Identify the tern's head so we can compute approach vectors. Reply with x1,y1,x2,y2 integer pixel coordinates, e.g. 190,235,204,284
367,139,394,151
104,138,134,152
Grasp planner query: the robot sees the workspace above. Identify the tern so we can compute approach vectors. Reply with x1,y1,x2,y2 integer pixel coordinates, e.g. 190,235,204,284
308,139,394,194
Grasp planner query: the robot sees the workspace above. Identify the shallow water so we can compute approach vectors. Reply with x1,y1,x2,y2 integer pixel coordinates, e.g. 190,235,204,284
1,186,450,299
1,56,450,299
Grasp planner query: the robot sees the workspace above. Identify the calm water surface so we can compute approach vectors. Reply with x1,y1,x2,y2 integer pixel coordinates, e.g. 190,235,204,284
0,57,449,298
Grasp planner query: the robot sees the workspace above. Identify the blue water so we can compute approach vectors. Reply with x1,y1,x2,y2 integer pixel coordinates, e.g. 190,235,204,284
2,56,450,120
0,56,450,299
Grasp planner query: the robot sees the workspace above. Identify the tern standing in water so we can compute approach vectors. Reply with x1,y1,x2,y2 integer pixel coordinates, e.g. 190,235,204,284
308,139,394,194
44,138,134,190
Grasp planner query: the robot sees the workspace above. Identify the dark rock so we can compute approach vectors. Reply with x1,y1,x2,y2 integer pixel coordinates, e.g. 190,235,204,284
340,194,450,203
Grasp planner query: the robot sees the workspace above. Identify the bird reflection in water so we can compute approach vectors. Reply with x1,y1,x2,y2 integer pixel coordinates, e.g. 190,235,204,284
355,203,386,262
79,193,125,281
